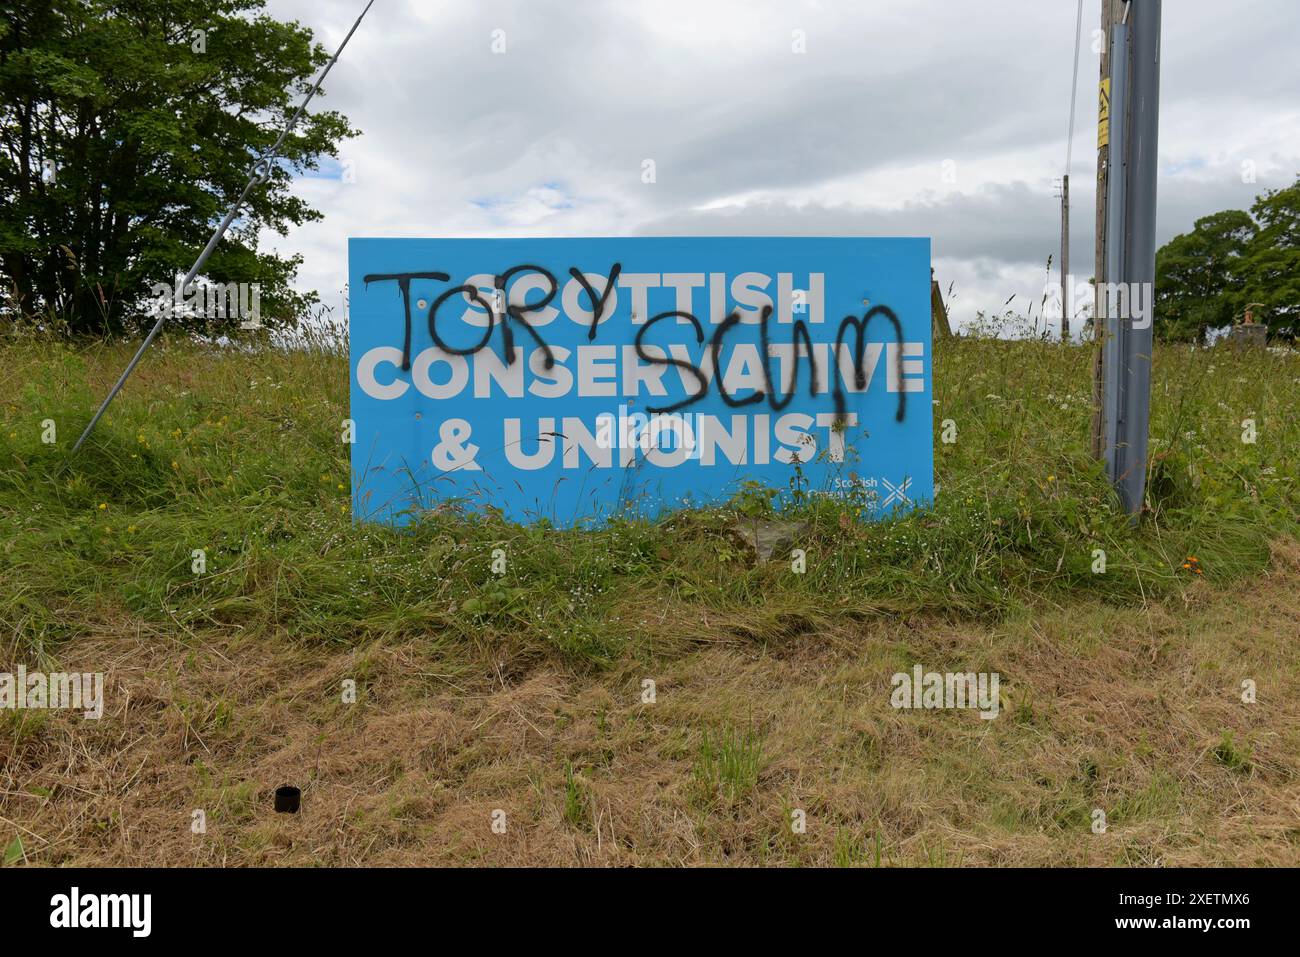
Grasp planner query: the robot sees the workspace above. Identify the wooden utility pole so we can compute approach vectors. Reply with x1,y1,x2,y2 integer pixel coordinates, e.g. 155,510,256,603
1060,173,1070,341
1090,0,1124,460
1061,0,1083,343
930,268,952,338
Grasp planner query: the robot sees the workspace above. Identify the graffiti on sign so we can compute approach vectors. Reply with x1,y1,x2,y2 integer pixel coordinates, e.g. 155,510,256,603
348,237,933,526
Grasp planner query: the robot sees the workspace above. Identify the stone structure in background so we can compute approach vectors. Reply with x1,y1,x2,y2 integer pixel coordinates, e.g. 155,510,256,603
1229,302,1268,348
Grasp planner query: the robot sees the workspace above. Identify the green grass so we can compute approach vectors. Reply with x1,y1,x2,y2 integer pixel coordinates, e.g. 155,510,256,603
692,726,764,807
0,329,1296,670
562,761,591,830
3,835,24,867
832,828,885,868
1212,731,1252,774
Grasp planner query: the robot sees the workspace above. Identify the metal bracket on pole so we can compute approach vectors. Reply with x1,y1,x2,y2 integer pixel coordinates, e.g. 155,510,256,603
69,0,375,457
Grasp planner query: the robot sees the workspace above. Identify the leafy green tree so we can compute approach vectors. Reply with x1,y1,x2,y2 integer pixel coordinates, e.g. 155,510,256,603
1237,179,1300,337
0,0,356,335
1155,175,1300,342
1154,209,1254,343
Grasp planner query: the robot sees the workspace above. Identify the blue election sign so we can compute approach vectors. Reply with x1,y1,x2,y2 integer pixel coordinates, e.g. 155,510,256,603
348,237,932,526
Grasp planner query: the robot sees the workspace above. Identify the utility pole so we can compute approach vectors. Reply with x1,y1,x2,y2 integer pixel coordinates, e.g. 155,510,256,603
1060,0,1083,343
1100,0,1161,517
1090,0,1123,459
1059,173,1070,340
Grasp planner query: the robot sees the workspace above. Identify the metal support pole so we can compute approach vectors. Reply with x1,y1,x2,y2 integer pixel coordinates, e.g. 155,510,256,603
70,0,375,456
1102,0,1161,517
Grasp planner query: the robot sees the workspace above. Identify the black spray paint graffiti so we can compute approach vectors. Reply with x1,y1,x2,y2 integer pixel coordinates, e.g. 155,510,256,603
363,263,908,426
360,270,449,373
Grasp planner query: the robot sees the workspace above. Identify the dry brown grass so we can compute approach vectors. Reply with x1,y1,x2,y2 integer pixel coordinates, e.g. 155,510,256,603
3,540,1299,867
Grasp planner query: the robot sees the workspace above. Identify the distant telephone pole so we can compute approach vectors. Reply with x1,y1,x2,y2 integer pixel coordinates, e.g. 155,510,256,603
1059,173,1070,340
1061,0,1083,343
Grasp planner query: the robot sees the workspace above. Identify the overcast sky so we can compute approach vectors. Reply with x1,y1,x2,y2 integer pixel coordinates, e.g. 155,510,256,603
259,0,1300,334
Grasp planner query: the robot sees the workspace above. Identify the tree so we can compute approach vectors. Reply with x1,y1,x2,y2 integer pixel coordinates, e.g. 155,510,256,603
1154,175,1300,342
1237,179,1300,337
1154,209,1253,343
0,0,356,335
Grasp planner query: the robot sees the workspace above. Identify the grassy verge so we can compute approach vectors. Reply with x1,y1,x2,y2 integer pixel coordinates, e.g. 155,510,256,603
0,331,1297,865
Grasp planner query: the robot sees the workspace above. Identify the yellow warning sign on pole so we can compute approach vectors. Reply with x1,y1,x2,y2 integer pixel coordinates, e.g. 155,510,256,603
1098,77,1111,149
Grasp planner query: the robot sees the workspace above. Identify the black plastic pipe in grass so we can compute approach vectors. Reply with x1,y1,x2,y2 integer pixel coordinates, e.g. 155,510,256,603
274,786,301,814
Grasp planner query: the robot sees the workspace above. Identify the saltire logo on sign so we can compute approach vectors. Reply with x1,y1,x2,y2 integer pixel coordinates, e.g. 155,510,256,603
347,237,933,526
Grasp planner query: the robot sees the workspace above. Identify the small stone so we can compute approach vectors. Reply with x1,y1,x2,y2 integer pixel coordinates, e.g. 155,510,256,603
731,518,810,563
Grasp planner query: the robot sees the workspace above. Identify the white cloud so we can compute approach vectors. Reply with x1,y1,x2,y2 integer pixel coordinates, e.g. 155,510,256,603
259,0,1300,329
